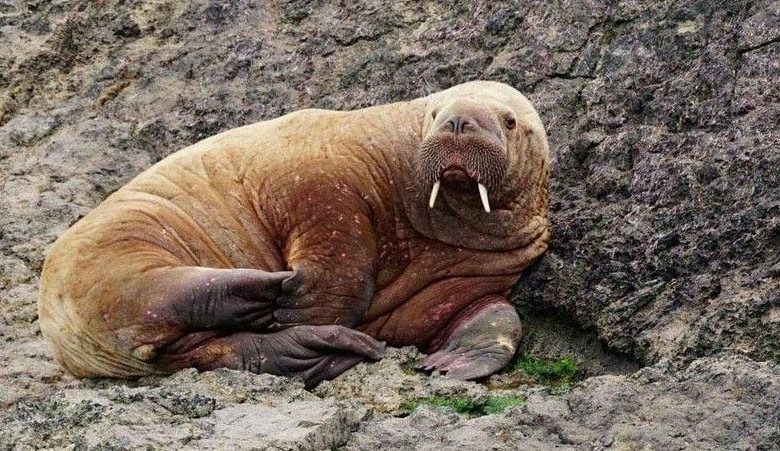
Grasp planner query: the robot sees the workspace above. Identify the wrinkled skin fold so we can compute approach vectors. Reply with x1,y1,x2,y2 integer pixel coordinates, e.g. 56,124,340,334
38,81,550,387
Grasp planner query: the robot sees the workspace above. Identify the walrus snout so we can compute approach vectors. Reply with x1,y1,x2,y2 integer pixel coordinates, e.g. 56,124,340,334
434,103,504,143
419,100,512,213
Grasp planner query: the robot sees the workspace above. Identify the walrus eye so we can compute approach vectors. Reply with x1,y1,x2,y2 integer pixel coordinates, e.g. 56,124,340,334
505,117,516,130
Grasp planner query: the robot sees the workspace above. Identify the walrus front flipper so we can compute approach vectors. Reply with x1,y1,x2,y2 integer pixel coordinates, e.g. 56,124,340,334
162,325,385,388
417,295,522,380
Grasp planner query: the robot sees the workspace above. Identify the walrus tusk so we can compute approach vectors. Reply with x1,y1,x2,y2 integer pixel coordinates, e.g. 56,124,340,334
429,180,441,208
478,183,490,213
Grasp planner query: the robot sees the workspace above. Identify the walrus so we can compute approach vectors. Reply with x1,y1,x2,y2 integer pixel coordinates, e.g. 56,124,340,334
39,80,550,387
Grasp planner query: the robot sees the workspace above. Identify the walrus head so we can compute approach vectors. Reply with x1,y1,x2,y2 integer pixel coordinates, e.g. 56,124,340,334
417,95,516,213
404,81,550,251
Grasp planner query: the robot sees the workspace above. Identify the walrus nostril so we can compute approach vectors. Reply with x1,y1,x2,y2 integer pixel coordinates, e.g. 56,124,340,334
445,117,474,134
446,118,459,133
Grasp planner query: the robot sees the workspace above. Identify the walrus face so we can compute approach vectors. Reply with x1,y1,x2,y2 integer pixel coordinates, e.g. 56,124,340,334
417,96,519,213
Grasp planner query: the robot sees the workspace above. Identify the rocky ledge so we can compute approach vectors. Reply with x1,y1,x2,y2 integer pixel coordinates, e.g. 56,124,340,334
2,348,779,449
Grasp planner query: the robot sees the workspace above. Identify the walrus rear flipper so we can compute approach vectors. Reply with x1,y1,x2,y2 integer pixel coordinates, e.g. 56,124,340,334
117,266,296,364
137,267,294,332
159,325,385,388
129,268,386,387
40,264,293,378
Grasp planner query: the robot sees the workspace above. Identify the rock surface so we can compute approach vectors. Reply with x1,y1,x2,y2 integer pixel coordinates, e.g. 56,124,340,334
0,0,778,448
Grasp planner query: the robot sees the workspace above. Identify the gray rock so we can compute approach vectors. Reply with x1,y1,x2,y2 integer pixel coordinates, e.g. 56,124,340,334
315,347,494,415
347,356,780,450
0,369,356,450
511,0,780,365
189,400,367,450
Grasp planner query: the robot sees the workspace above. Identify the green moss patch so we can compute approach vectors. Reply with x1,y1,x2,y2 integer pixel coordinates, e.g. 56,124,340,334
401,395,524,416
513,355,578,385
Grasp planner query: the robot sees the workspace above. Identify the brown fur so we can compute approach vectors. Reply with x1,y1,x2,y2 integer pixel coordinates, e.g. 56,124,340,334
38,81,550,377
